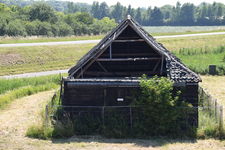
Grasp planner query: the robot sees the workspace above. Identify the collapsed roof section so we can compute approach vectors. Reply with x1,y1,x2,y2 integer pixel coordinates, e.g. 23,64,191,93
68,15,201,83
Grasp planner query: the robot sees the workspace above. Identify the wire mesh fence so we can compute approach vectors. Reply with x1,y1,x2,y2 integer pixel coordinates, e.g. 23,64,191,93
46,85,223,132
198,85,223,128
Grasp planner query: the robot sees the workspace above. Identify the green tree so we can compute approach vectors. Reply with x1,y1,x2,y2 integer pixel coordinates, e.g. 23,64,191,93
197,2,208,25
90,1,100,19
135,7,142,24
150,6,164,25
52,21,74,36
111,2,123,23
66,2,80,14
29,2,59,24
216,3,223,18
75,12,94,25
170,1,181,25
127,4,135,17
99,2,109,19
4,19,27,36
32,19,53,36
207,4,213,24
25,21,37,36
180,3,194,25
142,6,151,25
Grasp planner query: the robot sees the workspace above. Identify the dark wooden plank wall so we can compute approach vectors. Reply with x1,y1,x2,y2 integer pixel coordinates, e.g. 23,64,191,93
63,86,104,106
173,85,198,107
63,82,198,107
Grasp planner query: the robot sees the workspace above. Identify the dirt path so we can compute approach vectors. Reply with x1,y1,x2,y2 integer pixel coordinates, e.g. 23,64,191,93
0,90,225,149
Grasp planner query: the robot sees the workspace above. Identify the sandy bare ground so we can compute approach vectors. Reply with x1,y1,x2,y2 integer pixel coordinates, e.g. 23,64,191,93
0,90,225,150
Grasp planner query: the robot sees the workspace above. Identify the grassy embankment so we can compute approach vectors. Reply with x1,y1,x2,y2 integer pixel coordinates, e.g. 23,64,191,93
158,34,225,75
0,74,62,110
0,34,225,76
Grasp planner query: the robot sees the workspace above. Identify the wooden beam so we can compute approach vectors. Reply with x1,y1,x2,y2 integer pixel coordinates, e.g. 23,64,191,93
96,61,108,72
116,37,141,39
81,67,83,79
84,71,160,76
70,24,129,78
75,48,108,78
127,22,163,57
153,59,161,71
106,65,151,70
97,57,161,61
114,39,145,42
160,55,164,75
101,53,159,57
110,43,112,60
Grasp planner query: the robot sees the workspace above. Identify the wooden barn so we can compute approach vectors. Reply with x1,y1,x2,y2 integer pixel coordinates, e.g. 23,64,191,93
62,15,201,109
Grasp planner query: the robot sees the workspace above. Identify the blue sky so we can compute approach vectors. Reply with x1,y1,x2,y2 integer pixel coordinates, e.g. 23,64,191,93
68,0,224,8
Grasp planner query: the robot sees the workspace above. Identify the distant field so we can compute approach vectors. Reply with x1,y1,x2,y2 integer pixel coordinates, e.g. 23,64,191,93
143,26,225,34
1,26,225,44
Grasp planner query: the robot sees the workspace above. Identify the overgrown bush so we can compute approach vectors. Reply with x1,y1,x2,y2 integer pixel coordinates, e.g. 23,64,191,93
130,75,193,136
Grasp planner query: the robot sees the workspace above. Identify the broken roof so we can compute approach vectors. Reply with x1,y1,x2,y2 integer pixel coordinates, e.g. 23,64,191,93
68,15,201,83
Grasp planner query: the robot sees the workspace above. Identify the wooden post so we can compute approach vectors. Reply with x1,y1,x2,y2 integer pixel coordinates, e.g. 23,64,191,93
46,105,48,126
130,106,132,132
110,43,112,60
215,99,217,119
220,106,223,129
102,106,105,125
81,67,83,79
104,89,107,106
160,55,164,75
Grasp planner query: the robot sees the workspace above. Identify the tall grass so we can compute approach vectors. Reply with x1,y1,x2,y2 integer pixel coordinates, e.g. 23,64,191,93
197,110,221,138
0,74,60,95
0,74,61,109
173,45,225,55
173,45,225,75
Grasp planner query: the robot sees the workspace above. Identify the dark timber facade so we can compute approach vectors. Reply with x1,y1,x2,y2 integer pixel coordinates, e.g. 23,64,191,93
62,15,201,110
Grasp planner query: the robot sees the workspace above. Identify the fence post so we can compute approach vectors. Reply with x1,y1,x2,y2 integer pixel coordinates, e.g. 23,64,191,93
46,105,48,126
102,106,104,125
130,106,132,132
215,99,217,119
220,106,223,129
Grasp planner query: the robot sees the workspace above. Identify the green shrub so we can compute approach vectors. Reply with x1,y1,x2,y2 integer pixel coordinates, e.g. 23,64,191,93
130,75,192,136
4,19,27,36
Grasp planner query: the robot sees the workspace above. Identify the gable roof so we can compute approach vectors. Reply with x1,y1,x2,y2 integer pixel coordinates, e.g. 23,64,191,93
68,15,201,83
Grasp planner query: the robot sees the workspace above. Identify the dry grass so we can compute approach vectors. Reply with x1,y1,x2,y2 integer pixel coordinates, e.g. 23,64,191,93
200,75,225,129
157,34,225,51
200,75,225,106
0,43,96,76
0,76,225,149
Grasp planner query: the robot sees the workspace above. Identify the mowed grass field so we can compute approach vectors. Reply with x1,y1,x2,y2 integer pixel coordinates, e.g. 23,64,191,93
0,43,95,75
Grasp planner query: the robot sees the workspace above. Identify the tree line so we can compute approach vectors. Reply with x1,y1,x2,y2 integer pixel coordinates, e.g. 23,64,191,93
1,0,225,26
0,2,117,37
0,1,225,37
90,1,225,26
